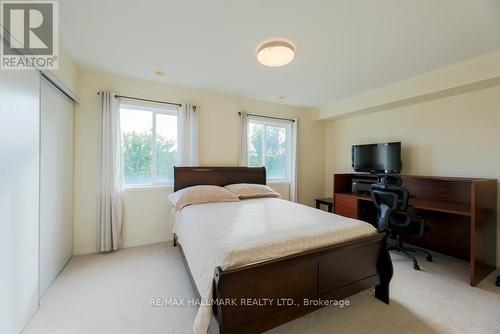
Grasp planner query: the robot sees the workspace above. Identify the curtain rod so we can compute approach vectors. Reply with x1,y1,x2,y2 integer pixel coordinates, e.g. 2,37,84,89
97,92,182,107
238,112,295,122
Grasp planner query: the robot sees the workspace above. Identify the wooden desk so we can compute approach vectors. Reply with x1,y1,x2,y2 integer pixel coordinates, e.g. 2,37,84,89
333,173,497,286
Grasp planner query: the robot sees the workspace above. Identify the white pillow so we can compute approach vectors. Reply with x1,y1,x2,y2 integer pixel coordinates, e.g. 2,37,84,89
168,185,240,211
224,183,280,199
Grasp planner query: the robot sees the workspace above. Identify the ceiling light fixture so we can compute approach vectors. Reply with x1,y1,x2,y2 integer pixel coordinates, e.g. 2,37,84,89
257,41,295,67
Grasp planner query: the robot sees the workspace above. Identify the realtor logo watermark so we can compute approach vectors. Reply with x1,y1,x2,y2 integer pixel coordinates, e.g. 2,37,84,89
1,1,58,70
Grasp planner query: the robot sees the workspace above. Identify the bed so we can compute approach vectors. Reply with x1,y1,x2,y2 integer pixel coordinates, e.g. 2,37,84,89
172,167,393,334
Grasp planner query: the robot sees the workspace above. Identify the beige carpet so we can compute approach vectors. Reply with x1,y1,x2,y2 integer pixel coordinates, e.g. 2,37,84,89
24,243,500,334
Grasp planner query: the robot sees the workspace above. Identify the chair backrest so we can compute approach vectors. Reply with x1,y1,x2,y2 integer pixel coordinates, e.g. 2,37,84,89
371,176,410,231
372,176,409,211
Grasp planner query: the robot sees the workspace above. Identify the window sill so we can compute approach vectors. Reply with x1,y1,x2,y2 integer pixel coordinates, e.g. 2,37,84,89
122,185,174,192
267,180,290,185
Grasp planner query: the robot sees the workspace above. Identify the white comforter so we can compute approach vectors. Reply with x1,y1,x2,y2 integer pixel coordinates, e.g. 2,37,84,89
172,197,377,334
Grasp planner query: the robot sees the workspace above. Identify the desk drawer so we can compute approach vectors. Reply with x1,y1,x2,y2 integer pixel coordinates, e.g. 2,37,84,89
334,195,359,219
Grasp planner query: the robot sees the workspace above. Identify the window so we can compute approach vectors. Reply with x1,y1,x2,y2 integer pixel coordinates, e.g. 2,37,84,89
120,101,178,187
247,118,292,181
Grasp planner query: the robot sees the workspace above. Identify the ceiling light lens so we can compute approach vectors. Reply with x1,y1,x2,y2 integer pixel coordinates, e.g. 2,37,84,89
257,41,295,67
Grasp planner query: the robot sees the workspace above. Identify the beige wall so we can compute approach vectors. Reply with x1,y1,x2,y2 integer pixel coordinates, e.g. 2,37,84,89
323,85,500,267
74,67,325,254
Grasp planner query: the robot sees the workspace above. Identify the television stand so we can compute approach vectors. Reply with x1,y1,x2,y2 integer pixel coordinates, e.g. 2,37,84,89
333,173,497,286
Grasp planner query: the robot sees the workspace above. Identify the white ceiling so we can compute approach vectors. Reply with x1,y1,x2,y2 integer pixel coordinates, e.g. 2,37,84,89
60,0,500,107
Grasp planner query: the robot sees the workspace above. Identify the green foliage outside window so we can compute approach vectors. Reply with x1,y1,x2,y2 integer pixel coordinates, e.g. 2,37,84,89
248,123,287,179
122,131,176,185
155,135,176,183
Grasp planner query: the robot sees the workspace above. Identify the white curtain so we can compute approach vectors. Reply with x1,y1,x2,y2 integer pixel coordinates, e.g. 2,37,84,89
239,111,248,166
290,118,300,203
98,91,122,252
177,103,199,166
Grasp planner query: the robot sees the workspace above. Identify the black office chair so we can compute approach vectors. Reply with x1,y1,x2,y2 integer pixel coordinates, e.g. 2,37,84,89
371,175,432,270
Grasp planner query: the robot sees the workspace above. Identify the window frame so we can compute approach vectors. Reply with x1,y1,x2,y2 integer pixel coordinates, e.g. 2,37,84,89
247,116,292,182
119,101,179,189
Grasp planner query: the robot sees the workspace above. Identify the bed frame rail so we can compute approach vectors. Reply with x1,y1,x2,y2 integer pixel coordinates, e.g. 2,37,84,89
210,233,392,333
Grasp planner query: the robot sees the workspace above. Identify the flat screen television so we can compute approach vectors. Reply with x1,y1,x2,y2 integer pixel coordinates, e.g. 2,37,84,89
352,142,402,174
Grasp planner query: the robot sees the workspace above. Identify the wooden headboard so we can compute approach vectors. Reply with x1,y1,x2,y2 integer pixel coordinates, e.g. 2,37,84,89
173,167,266,192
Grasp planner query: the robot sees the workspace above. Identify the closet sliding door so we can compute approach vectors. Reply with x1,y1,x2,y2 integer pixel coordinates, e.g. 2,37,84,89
0,69,40,334
39,76,74,297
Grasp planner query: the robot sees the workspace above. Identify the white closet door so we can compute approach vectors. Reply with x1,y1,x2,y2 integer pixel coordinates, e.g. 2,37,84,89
0,70,40,334
39,76,74,297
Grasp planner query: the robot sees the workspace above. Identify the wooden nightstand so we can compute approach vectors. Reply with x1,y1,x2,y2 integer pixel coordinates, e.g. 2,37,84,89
315,197,334,212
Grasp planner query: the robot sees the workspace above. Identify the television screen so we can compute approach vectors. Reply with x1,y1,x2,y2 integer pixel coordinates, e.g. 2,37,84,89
352,142,402,174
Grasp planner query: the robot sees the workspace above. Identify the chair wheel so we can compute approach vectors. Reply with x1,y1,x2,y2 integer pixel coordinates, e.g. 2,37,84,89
414,264,420,270
426,255,433,262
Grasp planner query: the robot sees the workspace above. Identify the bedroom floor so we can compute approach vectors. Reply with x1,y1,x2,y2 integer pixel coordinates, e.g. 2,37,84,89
24,242,500,334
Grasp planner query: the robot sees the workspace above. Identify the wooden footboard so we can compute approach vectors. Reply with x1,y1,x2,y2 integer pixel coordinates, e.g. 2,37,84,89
175,233,393,334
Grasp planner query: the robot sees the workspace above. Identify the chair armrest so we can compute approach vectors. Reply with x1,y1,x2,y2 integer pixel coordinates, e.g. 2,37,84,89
389,210,412,227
